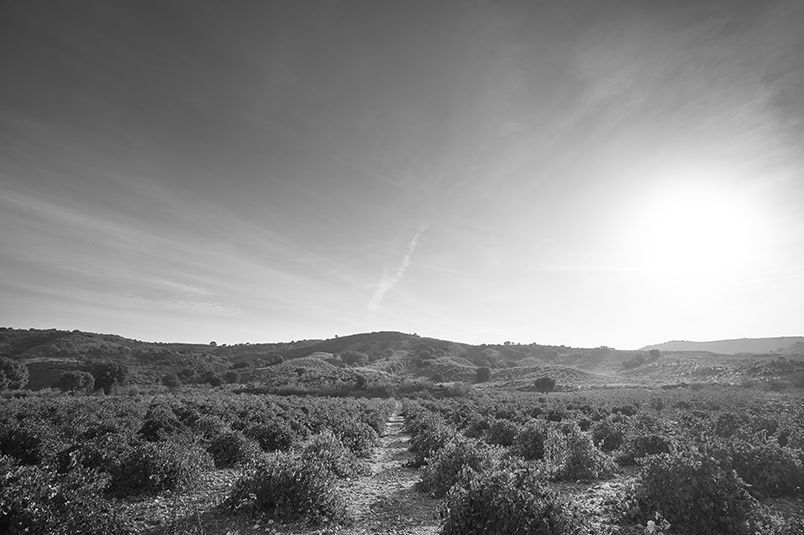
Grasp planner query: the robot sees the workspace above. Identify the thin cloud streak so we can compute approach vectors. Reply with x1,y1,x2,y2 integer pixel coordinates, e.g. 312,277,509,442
367,225,427,316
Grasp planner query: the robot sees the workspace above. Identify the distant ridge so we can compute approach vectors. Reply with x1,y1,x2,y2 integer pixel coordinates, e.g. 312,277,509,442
641,336,804,355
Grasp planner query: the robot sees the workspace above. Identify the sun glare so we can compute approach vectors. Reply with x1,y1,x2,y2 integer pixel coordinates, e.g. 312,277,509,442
626,173,767,278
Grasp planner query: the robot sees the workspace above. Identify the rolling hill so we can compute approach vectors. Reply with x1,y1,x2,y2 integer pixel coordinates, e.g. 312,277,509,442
641,336,804,355
1,327,803,392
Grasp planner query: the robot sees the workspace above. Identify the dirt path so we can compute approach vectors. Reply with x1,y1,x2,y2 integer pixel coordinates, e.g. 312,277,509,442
330,406,441,535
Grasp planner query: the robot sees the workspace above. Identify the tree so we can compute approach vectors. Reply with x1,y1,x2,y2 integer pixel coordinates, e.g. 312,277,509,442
91,362,131,394
223,370,240,384
0,357,29,389
57,370,95,393
533,377,555,393
475,366,491,383
161,372,182,388
340,351,369,367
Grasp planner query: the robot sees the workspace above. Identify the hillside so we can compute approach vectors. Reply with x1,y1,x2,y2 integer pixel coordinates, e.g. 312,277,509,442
1,327,803,392
642,336,804,355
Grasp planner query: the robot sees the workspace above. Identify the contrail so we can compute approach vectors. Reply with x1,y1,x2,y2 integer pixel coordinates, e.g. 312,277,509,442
368,225,427,315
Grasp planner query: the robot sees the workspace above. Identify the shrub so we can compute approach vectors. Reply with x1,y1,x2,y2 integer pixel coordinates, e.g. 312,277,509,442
138,402,186,442
475,366,491,383
590,419,622,454
244,419,297,452
711,438,804,498
161,373,181,388
0,458,128,534
0,420,59,465
513,420,549,460
208,430,259,468
108,440,213,497
627,449,761,535
330,420,378,458
441,461,585,535
617,433,673,466
224,452,349,525
301,430,365,478
91,362,130,394
0,357,29,390
485,418,519,447
533,376,556,393
418,437,501,498
57,371,95,393
407,416,454,467
545,423,616,481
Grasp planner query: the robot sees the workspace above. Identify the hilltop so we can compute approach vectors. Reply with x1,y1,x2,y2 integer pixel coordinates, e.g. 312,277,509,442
641,336,804,355
1,327,803,393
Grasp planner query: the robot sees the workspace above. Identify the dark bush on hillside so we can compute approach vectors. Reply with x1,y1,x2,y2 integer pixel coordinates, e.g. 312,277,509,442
485,418,519,447
57,371,95,393
224,452,349,525
340,351,370,366
545,423,616,481
193,415,230,440
533,376,556,393
441,461,585,535
546,407,566,422
56,432,134,475
161,372,181,388
591,418,626,452
244,419,297,452
513,420,549,460
301,430,365,478
418,437,502,498
0,357,29,390
0,458,128,535
91,362,130,394
208,430,259,468
223,370,240,384
627,449,761,535
108,440,212,497
475,366,491,383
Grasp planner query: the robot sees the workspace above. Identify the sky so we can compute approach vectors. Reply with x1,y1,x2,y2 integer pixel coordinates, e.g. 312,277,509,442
1,0,803,349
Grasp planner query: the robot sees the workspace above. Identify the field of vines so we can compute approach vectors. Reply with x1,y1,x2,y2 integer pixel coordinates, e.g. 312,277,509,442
404,388,804,534
1,387,803,534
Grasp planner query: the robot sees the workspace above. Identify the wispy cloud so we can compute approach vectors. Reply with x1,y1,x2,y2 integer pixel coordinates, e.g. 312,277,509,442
368,225,427,316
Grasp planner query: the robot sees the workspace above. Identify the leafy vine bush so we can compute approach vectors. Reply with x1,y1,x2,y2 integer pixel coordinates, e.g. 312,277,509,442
405,411,454,467
545,422,616,481
513,419,549,460
485,418,519,447
0,419,60,465
418,437,503,498
138,401,186,442
108,440,213,496
590,417,625,452
208,430,259,468
243,419,297,452
708,437,804,498
441,461,586,535
0,456,128,534
616,433,674,466
224,452,350,525
301,430,366,478
626,449,762,535
330,419,379,458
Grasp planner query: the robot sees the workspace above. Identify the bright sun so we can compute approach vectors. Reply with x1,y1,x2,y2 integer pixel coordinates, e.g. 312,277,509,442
627,176,766,278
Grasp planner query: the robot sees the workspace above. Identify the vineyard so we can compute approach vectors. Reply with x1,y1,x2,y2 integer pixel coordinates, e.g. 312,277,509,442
1,386,802,534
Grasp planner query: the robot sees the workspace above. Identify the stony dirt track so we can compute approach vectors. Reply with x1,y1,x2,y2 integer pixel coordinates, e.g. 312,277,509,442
137,407,442,535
